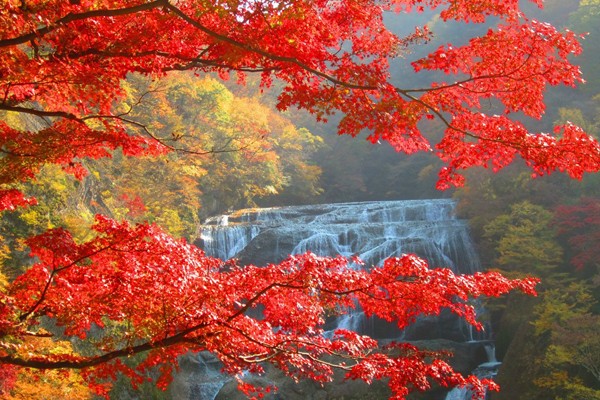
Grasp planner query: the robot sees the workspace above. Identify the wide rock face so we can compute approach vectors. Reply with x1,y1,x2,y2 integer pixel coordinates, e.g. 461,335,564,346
196,199,483,341
180,200,488,400
198,199,479,273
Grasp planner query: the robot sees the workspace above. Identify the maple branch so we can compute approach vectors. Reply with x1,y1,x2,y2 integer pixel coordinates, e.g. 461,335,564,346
217,322,344,367
402,48,537,95
18,242,119,323
0,103,251,156
50,48,280,74
22,330,54,338
226,277,377,325
56,5,561,162
303,352,354,371
219,322,372,373
3,0,549,154
0,104,78,120
6,0,349,89
396,88,531,150
111,115,259,155
0,322,212,369
16,235,191,326
226,282,279,322
163,3,379,91
0,0,169,49
18,269,57,323
169,59,280,74
238,351,282,364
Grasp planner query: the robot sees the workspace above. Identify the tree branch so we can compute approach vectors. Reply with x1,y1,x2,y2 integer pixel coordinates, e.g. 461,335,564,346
163,2,379,91
0,322,211,369
0,0,169,48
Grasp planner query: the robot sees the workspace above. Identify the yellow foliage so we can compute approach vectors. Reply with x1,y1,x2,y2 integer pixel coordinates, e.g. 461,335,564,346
0,111,26,130
61,211,96,242
5,369,92,400
154,208,185,238
4,338,92,400
18,209,46,227
0,270,8,292
181,164,207,178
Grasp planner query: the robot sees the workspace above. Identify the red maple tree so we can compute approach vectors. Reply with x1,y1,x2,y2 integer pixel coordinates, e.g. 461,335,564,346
0,0,597,398
554,197,600,272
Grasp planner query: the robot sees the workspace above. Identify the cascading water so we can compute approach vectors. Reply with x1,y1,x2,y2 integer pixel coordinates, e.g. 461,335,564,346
199,199,479,271
188,200,496,399
198,199,484,341
445,343,502,400
170,352,229,400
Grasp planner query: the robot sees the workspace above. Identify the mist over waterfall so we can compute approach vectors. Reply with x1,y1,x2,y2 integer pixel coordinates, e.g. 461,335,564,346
197,199,486,342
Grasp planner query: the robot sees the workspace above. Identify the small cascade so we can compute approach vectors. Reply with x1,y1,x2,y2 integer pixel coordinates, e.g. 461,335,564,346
197,199,483,342
170,352,229,400
483,343,499,366
199,216,260,261
445,387,469,400
444,344,501,400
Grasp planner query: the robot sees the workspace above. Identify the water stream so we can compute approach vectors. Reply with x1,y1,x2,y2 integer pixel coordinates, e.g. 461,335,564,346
199,199,479,273
198,200,483,341
445,344,501,400
189,200,495,399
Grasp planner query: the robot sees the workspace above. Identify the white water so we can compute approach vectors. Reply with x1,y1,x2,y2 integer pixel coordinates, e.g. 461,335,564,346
193,200,499,398
198,199,484,342
446,387,470,400
444,344,501,400
170,352,228,400
199,199,480,274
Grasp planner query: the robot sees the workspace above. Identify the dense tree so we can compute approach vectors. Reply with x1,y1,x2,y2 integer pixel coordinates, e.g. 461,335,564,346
93,72,323,224
492,281,600,400
484,201,563,276
1,0,599,399
531,281,600,399
554,197,600,273
568,0,600,95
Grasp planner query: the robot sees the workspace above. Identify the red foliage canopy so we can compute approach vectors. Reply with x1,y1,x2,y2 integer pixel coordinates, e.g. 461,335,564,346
554,197,600,271
0,216,538,398
0,0,593,398
0,0,598,198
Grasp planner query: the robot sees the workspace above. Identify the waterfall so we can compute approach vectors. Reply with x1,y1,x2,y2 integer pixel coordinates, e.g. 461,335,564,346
197,199,484,342
445,387,470,400
444,344,501,400
185,200,502,399
198,199,480,273
484,344,499,365
169,352,228,400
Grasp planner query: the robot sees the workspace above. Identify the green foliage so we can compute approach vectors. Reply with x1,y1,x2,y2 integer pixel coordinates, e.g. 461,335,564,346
569,0,600,95
484,201,563,276
530,281,600,398
532,282,595,336
0,164,82,276
556,108,599,137
114,72,323,218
